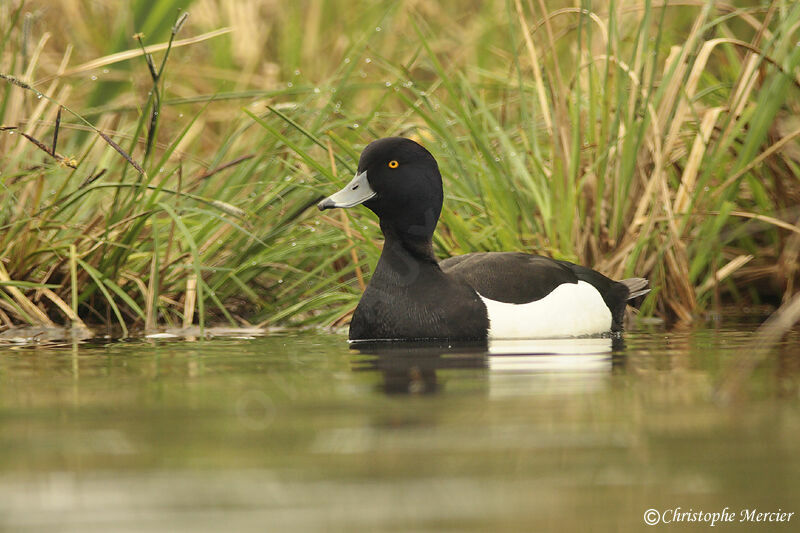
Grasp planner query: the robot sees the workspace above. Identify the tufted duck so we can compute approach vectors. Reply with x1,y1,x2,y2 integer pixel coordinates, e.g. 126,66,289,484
318,137,649,341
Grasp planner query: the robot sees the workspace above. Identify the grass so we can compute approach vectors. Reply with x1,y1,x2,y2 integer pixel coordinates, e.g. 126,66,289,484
1,0,799,334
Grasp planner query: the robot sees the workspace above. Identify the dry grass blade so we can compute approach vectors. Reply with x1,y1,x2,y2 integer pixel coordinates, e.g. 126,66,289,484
697,255,754,295
0,263,54,327
720,2,777,140
145,251,158,331
0,306,12,330
673,107,723,216
41,288,87,328
713,125,800,197
183,275,197,328
656,2,712,136
727,211,800,236
534,0,569,157
662,37,731,165
37,28,232,83
514,0,552,131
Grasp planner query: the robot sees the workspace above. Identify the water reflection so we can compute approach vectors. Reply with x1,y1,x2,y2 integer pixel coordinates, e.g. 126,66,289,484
351,336,626,396
351,340,486,394
2,327,800,532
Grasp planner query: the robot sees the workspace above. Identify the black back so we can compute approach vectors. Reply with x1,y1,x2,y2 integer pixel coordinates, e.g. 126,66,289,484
440,252,578,303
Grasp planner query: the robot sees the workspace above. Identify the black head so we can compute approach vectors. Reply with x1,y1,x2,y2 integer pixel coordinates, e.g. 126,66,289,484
318,137,444,242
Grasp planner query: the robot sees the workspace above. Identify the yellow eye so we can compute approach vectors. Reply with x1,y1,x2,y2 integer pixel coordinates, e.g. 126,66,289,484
388,160,399,169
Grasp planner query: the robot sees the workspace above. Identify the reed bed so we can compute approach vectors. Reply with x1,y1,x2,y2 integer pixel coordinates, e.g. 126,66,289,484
1,0,799,333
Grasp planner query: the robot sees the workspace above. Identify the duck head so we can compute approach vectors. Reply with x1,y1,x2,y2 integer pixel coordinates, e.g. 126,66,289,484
317,137,443,242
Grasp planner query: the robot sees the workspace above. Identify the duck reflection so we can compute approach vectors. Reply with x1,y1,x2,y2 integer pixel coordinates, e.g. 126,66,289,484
351,336,626,395
351,340,487,394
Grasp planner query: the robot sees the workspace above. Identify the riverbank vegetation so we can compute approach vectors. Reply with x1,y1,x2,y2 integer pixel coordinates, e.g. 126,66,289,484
1,0,799,333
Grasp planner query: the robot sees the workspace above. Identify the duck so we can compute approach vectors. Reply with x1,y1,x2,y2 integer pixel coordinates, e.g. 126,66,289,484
317,137,649,342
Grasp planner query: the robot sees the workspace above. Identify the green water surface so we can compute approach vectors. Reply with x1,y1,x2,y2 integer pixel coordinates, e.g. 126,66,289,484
1,325,798,532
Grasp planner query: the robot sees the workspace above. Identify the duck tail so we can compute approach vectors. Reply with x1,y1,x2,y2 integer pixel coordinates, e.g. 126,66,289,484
621,277,650,300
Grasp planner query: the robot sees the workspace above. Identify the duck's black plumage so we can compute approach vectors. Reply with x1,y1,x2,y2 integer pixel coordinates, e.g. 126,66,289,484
348,239,488,341
318,137,648,341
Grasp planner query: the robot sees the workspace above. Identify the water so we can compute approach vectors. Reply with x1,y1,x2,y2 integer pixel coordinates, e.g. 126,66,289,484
1,324,799,532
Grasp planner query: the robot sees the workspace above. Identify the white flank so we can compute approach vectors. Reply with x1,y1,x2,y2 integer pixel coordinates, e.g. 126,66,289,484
480,280,612,339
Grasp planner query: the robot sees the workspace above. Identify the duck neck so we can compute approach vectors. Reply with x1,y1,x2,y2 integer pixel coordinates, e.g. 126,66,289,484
374,221,439,285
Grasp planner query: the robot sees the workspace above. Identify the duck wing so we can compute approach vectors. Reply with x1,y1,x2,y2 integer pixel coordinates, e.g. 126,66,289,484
440,252,645,329
439,252,579,304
